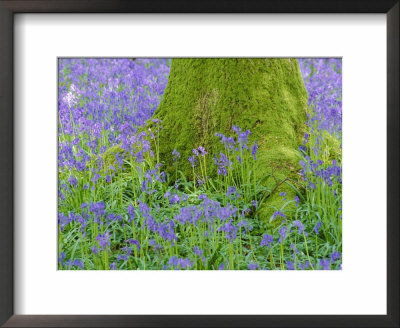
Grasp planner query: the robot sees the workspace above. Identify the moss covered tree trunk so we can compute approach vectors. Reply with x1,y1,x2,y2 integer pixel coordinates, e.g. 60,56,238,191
154,58,308,220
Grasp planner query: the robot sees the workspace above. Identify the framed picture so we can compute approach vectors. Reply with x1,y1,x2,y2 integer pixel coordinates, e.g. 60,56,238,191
1,1,398,327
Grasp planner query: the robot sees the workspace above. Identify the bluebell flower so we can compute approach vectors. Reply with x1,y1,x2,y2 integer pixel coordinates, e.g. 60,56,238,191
314,222,322,234
251,141,258,160
272,211,286,220
319,259,331,270
260,234,273,248
58,252,66,265
227,186,239,198
278,226,287,243
68,175,78,187
197,146,207,156
188,155,197,168
172,149,180,161
292,220,304,234
96,231,111,250
170,194,180,204
248,263,258,270
117,254,128,262
91,245,99,255
331,250,341,263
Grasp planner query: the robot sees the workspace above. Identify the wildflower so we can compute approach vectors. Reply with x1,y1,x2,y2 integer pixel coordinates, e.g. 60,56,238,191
252,200,257,208
298,261,310,270
292,220,304,234
279,192,287,197
58,252,66,265
278,226,287,243
294,195,300,207
299,145,307,153
105,175,111,183
172,149,180,161
197,146,207,156
193,246,206,264
218,263,225,270
319,259,331,270
170,194,181,204
188,155,197,168
238,130,251,149
96,231,111,250
286,261,295,270
91,173,101,184
260,234,273,248
168,256,193,269
117,254,128,262
217,220,237,242
232,125,241,134
248,263,258,270
215,132,235,150
272,211,286,220
65,259,84,269
251,141,258,160
213,152,231,176
110,262,117,270
227,186,238,198
331,250,341,263
127,204,135,222
192,148,199,156
91,245,99,254
290,243,299,254
127,239,140,251
314,221,322,234
67,175,78,187
308,182,316,190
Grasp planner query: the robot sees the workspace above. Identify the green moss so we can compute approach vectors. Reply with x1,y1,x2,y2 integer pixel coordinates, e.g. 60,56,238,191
154,58,308,221
102,144,125,169
320,130,342,163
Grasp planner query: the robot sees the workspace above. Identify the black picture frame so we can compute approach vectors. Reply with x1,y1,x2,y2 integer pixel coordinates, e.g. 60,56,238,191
0,1,398,327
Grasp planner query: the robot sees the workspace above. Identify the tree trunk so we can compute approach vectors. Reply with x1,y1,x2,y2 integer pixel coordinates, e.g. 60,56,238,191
153,58,308,220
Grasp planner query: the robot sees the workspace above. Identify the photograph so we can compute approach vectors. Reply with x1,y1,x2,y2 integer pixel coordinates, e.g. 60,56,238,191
57,57,342,271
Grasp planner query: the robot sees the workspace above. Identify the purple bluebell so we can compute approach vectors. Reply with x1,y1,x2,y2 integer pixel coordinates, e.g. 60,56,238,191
248,263,258,270
260,234,273,248
188,155,197,168
330,250,341,263
314,222,322,235
251,141,258,160
286,261,295,270
278,226,287,243
197,146,207,156
292,220,304,234
319,259,331,270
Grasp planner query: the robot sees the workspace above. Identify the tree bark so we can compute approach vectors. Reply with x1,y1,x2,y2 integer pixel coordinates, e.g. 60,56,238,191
153,58,308,220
